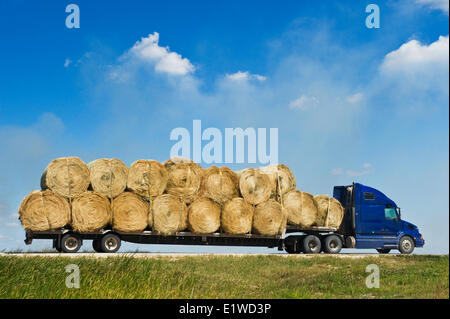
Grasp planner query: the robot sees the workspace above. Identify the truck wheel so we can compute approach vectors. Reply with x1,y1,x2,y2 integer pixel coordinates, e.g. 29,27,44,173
398,236,414,254
92,239,103,253
60,234,82,253
376,249,391,254
323,235,342,254
100,233,121,253
302,235,321,254
284,236,300,254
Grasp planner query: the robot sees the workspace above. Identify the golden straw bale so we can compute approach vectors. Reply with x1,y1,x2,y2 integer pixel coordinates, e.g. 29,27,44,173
284,190,318,227
253,199,287,236
164,158,203,204
260,164,296,202
314,195,345,228
151,194,188,235
41,157,90,198
88,158,128,199
201,166,239,205
18,190,70,231
71,191,111,232
127,160,168,199
239,168,272,205
112,192,149,232
187,198,221,233
221,198,253,234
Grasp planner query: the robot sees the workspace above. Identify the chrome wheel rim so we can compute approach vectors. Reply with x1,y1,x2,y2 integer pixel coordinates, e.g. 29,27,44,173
105,238,118,251
65,237,78,251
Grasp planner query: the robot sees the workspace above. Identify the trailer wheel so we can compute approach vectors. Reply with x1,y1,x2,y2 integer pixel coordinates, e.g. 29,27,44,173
398,236,414,254
92,239,103,253
100,233,121,253
376,249,391,254
284,236,300,254
302,235,321,254
323,235,342,254
60,234,82,253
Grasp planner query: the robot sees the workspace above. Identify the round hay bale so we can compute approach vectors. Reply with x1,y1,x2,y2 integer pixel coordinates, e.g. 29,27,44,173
164,158,203,204
18,190,70,231
112,192,149,232
284,190,318,227
88,158,128,199
127,160,169,199
221,198,253,234
201,166,239,205
40,157,90,198
260,164,296,201
71,191,111,232
314,195,345,228
151,194,188,235
253,199,287,236
238,168,272,205
187,198,221,233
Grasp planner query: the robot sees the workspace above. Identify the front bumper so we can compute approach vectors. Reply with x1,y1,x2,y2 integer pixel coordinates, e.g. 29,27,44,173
415,236,425,247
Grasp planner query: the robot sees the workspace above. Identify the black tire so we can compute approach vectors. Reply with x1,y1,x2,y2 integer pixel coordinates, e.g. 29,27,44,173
92,239,103,253
54,239,62,252
60,233,82,253
398,236,414,254
323,235,343,254
100,233,121,253
376,249,391,254
302,235,321,254
284,236,300,254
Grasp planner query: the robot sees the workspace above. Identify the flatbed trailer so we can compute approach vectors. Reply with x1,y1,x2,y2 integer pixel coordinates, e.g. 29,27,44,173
23,182,425,254
24,225,341,254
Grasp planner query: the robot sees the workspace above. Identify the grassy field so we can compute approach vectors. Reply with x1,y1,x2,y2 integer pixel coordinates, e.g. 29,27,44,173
0,254,448,299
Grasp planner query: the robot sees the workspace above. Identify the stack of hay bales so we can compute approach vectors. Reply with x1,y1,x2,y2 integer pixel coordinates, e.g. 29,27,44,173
18,156,345,236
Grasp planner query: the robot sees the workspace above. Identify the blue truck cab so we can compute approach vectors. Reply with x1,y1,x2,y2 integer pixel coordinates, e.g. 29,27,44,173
333,183,424,254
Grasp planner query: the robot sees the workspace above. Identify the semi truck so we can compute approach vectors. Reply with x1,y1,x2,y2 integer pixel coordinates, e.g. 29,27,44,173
24,183,425,254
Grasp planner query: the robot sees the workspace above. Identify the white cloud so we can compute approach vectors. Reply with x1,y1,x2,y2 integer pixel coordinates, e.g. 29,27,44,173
331,168,343,175
289,95,319,111
346,92,364,104
381,35,449,74
64,59,71,68
226,71,266,82
129,32,195,75
416,0,449,14
346,163,374,177
332,163,374,177
5,222,19,228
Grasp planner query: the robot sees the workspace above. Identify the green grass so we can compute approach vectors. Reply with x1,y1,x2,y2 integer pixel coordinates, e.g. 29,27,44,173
0,254,448,299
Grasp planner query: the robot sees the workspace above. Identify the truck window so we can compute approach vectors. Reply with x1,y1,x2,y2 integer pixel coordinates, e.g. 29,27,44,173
385,208,397,220
363,192,375,200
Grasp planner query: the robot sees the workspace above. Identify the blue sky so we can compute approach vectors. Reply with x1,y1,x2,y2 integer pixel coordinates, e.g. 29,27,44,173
0,0,448,253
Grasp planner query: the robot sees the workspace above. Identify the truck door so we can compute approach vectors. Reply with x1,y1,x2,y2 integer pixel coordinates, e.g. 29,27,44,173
355,187,400,249
381,207,401,236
